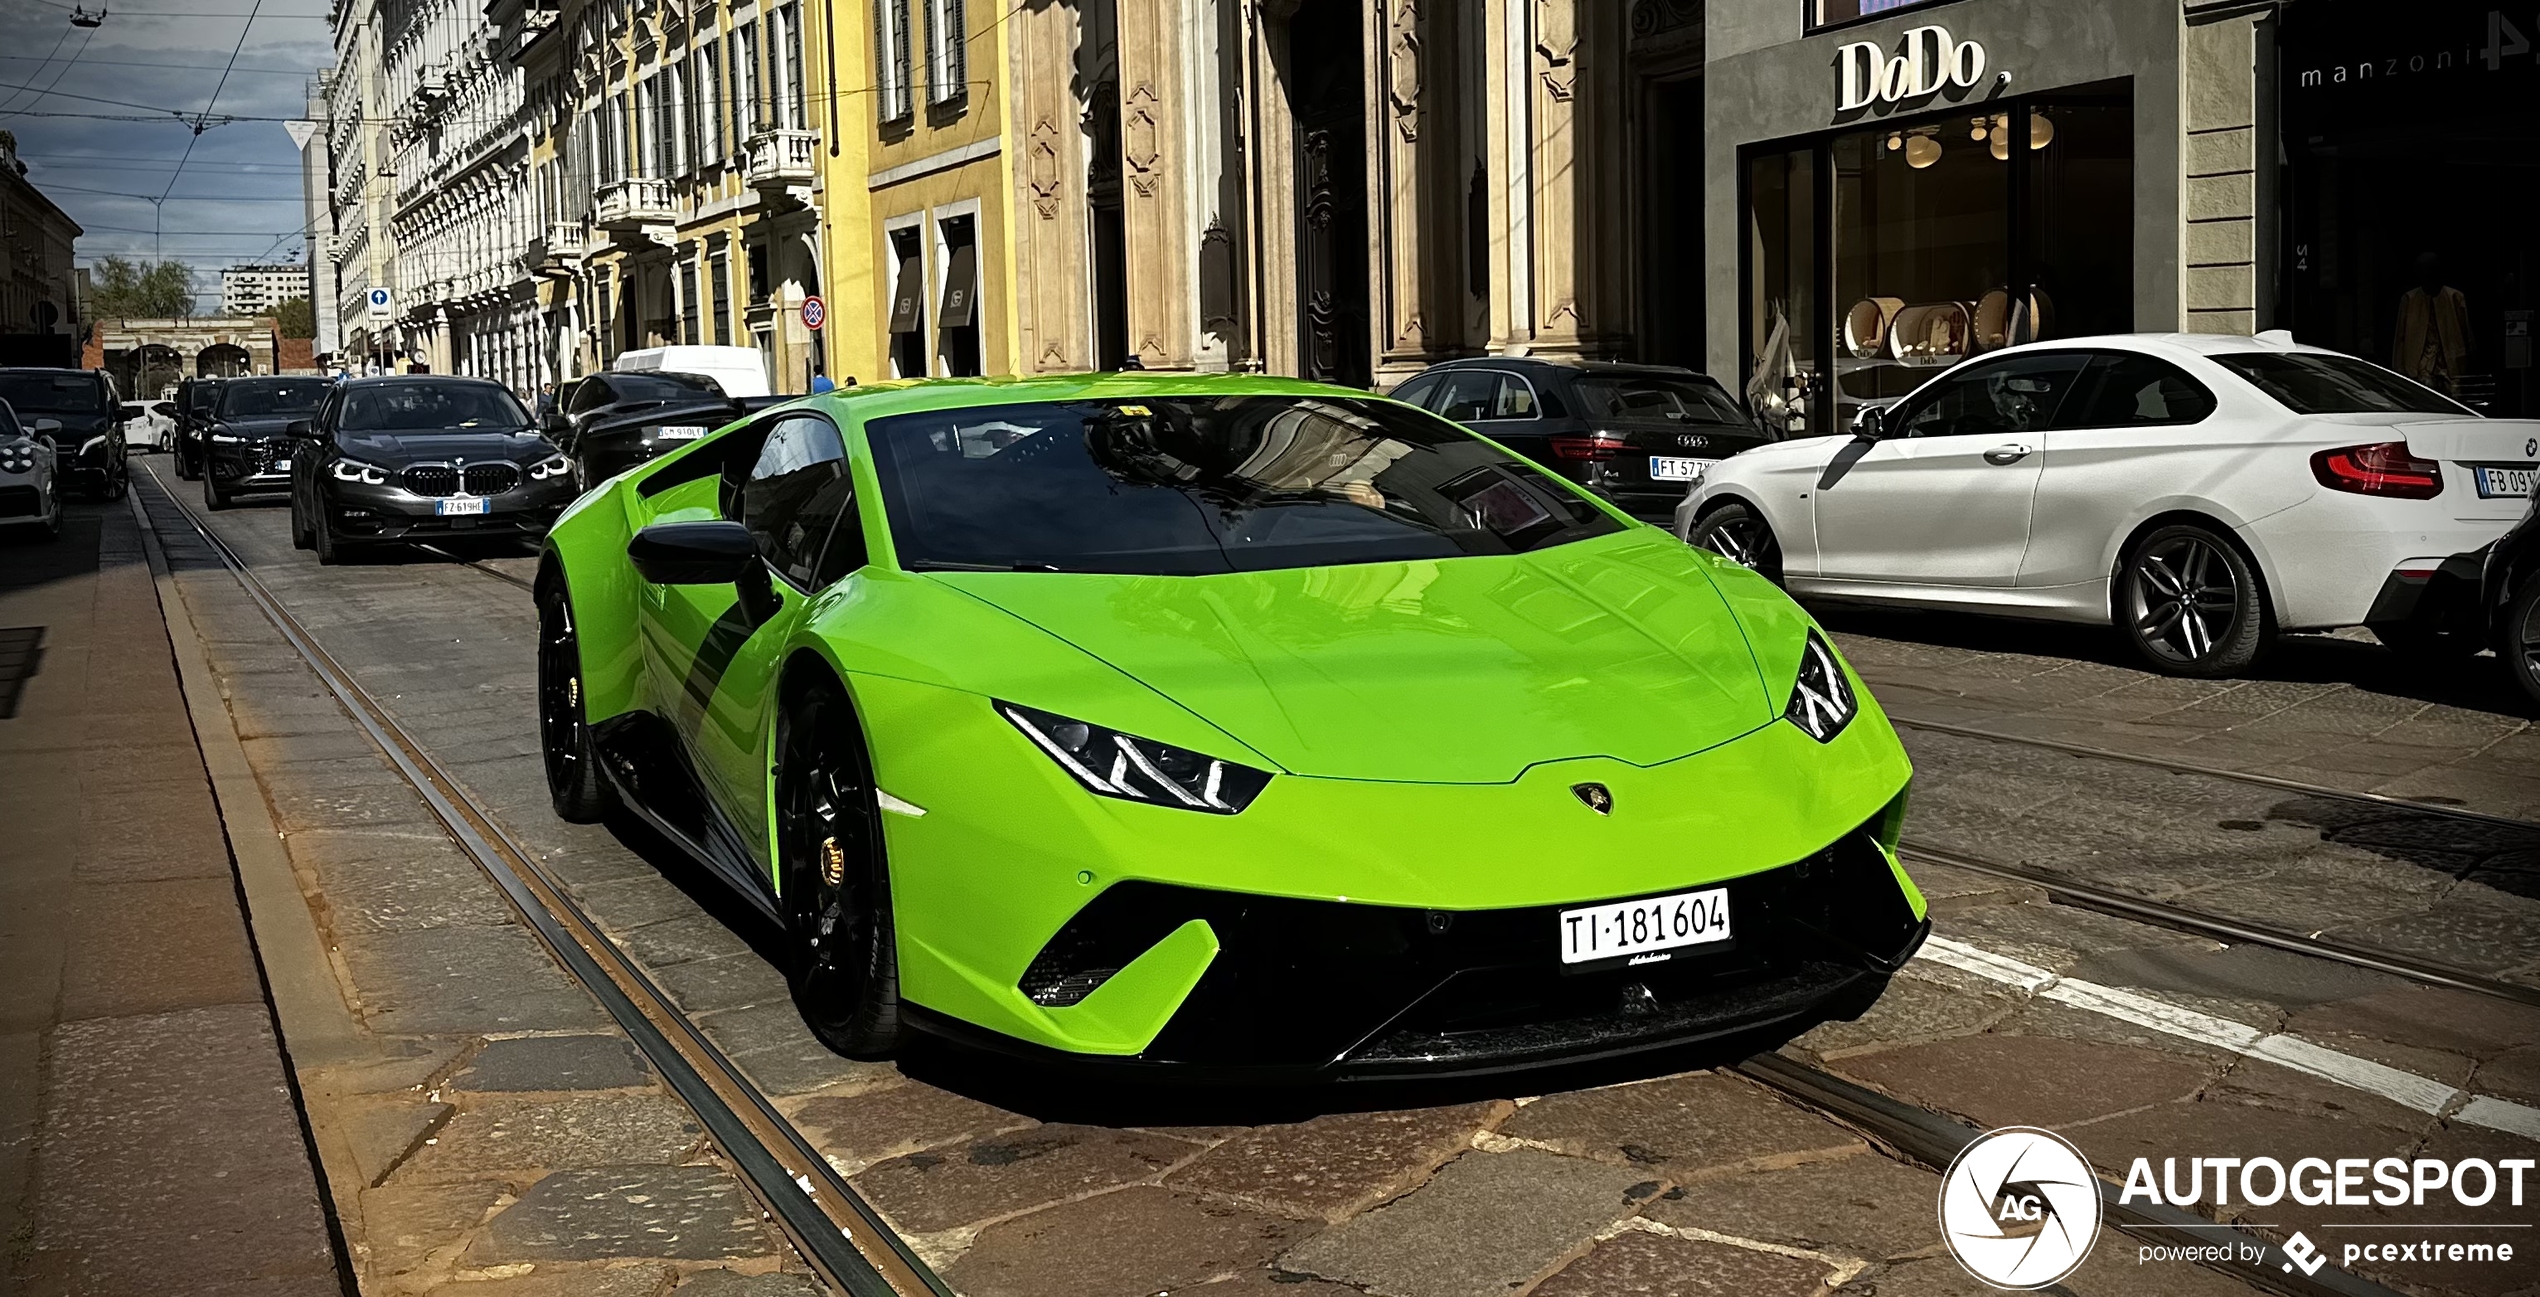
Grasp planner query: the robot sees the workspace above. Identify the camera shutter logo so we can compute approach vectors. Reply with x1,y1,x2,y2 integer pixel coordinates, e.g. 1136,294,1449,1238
1939,1127,2103,1289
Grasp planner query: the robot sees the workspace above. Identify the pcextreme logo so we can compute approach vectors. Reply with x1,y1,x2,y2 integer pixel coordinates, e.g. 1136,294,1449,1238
1939,1127,2104,1289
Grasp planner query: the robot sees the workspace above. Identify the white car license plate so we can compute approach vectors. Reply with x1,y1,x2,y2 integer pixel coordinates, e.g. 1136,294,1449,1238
658,425,708,440
1560,886,1732,965
2475,465,2536,499
1649,456,1715,483
437,495,489,517
272,458,291,471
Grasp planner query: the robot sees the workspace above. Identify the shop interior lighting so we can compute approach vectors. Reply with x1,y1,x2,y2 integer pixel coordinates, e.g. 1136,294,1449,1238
1905,132,1942,168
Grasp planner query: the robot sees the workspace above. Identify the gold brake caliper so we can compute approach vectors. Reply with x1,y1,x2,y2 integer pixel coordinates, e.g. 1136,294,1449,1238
821,836,846,887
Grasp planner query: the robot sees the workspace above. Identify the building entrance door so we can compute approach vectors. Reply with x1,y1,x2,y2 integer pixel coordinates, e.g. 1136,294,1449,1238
1288,0,1369,389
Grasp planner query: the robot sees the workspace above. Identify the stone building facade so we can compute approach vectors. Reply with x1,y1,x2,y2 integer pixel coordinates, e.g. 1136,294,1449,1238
0,131,83,355
509,0,825,395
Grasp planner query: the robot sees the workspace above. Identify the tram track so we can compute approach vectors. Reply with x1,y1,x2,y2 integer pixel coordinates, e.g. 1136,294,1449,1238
133,466,951,1297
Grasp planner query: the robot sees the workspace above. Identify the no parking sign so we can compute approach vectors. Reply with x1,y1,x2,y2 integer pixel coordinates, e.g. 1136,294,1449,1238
801,295,825,331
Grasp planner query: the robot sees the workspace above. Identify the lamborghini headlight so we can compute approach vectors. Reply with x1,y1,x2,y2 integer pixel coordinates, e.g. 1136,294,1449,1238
529,452,572,480
0,439,34,474
999,701,1272,813
1785,630,1856,743
332,458,390,485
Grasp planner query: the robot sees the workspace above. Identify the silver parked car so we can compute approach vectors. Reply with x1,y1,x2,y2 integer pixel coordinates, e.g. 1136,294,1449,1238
0,399,65,540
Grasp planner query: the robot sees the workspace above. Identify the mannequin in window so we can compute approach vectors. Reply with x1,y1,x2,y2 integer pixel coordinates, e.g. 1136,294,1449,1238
2394,252,2472,395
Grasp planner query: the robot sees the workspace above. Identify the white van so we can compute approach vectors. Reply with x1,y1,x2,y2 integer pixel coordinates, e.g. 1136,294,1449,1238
610,345,772,399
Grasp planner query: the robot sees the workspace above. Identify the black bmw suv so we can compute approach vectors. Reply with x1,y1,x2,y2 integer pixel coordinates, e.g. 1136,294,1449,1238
287,376,575,564
200,376,332,509
1389,358,1768,522
0,368,128,500
172,376,224,481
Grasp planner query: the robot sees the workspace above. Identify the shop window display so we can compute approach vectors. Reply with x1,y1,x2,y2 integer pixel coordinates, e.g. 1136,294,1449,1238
1744,83,2133,432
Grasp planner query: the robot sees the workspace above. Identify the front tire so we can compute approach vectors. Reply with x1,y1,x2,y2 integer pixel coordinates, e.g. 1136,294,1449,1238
778,676,901,1059
201,470,228,512
1687,501,1785,585
289,488,314,550
2119,523,2269,677
176,444,200,481
312,508,354,565
536,576,616,822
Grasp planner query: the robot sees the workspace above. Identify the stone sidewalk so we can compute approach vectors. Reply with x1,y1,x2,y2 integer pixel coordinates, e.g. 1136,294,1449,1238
0,496,342,1296
128,472,827,1297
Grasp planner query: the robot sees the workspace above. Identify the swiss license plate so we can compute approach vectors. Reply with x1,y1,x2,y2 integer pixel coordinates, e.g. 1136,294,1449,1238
657,425,708,440
436,495,488,517
1560,886,1732,966
2475,465,2536,499
1649,456,1715,483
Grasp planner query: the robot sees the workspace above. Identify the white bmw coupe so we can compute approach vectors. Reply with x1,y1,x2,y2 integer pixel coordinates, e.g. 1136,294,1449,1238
1678,334,2538,677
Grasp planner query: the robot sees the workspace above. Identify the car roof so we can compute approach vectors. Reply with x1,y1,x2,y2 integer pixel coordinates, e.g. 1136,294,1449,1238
787,372,1387,423
338,374,515,389
1983,331,2344,364
1414,356,1708,379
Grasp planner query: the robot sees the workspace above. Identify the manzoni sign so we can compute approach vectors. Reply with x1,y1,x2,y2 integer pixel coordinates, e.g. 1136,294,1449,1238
1836,25,1989,111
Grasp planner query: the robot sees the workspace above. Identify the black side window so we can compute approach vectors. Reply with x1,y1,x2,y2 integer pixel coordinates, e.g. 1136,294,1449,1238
570,379,610,414
2057,353,2218,429
741,414,853,589
1434,371,1500,422
1889,353,2091,440
1389,375,1443,411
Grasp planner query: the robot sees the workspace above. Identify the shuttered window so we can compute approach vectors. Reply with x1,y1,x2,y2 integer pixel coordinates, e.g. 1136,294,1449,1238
926,0,965,105
875,0,911,122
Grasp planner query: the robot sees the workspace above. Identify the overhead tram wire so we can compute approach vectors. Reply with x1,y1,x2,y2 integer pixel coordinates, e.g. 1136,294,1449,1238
157,0,267,259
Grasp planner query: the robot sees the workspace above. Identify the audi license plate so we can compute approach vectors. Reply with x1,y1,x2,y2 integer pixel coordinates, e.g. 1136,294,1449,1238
658,425,708,441
436,495,488,517
1648,456,1715,483
2475,466,2537,499
1560,886,1731,966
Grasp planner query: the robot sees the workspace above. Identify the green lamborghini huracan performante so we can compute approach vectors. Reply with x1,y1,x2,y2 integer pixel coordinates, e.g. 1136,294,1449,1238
536,373,1928,1077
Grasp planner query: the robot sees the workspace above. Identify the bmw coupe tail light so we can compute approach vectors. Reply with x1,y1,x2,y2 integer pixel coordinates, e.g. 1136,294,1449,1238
2311,442,2442,499
1549,434,1628,462
1000,702,1272,813
1785,631,1857,743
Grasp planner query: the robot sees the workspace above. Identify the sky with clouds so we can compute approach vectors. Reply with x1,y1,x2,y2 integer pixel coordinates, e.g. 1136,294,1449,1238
1,0,334,310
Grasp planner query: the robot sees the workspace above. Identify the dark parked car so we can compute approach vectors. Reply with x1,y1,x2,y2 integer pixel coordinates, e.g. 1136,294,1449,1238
546,370,747,489
2474,489,2540,707
1387,358,1769,521
288,376,576,564
200,376,332,510
0,368,127,500
173,377,225,481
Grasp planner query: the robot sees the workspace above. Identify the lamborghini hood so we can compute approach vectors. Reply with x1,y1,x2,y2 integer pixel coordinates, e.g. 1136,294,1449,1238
932,531,1777,784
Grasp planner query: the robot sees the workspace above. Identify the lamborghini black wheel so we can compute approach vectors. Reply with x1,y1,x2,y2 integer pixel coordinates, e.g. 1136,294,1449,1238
778,675,901,1059
536,575,616,823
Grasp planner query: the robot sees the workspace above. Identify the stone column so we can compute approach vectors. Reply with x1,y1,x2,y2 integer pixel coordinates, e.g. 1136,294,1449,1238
1009,0,1095,373
1371,0,1472,383
2181,4,2261,335
1116,0,1193,369
1517,0,1629,358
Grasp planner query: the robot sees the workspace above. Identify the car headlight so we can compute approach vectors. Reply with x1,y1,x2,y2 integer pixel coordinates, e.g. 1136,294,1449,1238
999,701,1272,813
529,453,572,480
209,432,244,444
0,440,34,473
331,458,390,485
1785,630,1857,743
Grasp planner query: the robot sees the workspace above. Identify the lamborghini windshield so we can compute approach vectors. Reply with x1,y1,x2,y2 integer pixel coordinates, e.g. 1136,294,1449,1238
864,395,1624,575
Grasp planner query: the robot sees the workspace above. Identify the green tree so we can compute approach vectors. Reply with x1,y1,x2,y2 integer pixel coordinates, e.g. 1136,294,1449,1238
86,256,196,319
273,295,316,338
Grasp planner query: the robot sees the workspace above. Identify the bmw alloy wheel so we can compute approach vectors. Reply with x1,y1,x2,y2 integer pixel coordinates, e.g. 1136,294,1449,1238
1688,502,1784,584
2121,525,2266,676
2510,576,2540,710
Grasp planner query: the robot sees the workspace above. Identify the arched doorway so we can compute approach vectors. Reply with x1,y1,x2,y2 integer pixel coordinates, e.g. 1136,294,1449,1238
196,344,253,377
137,344,184,399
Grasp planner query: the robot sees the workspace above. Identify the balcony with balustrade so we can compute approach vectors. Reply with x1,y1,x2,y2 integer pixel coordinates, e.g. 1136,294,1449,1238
595,178,675,232
744,129,818,192
524,222,584,276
